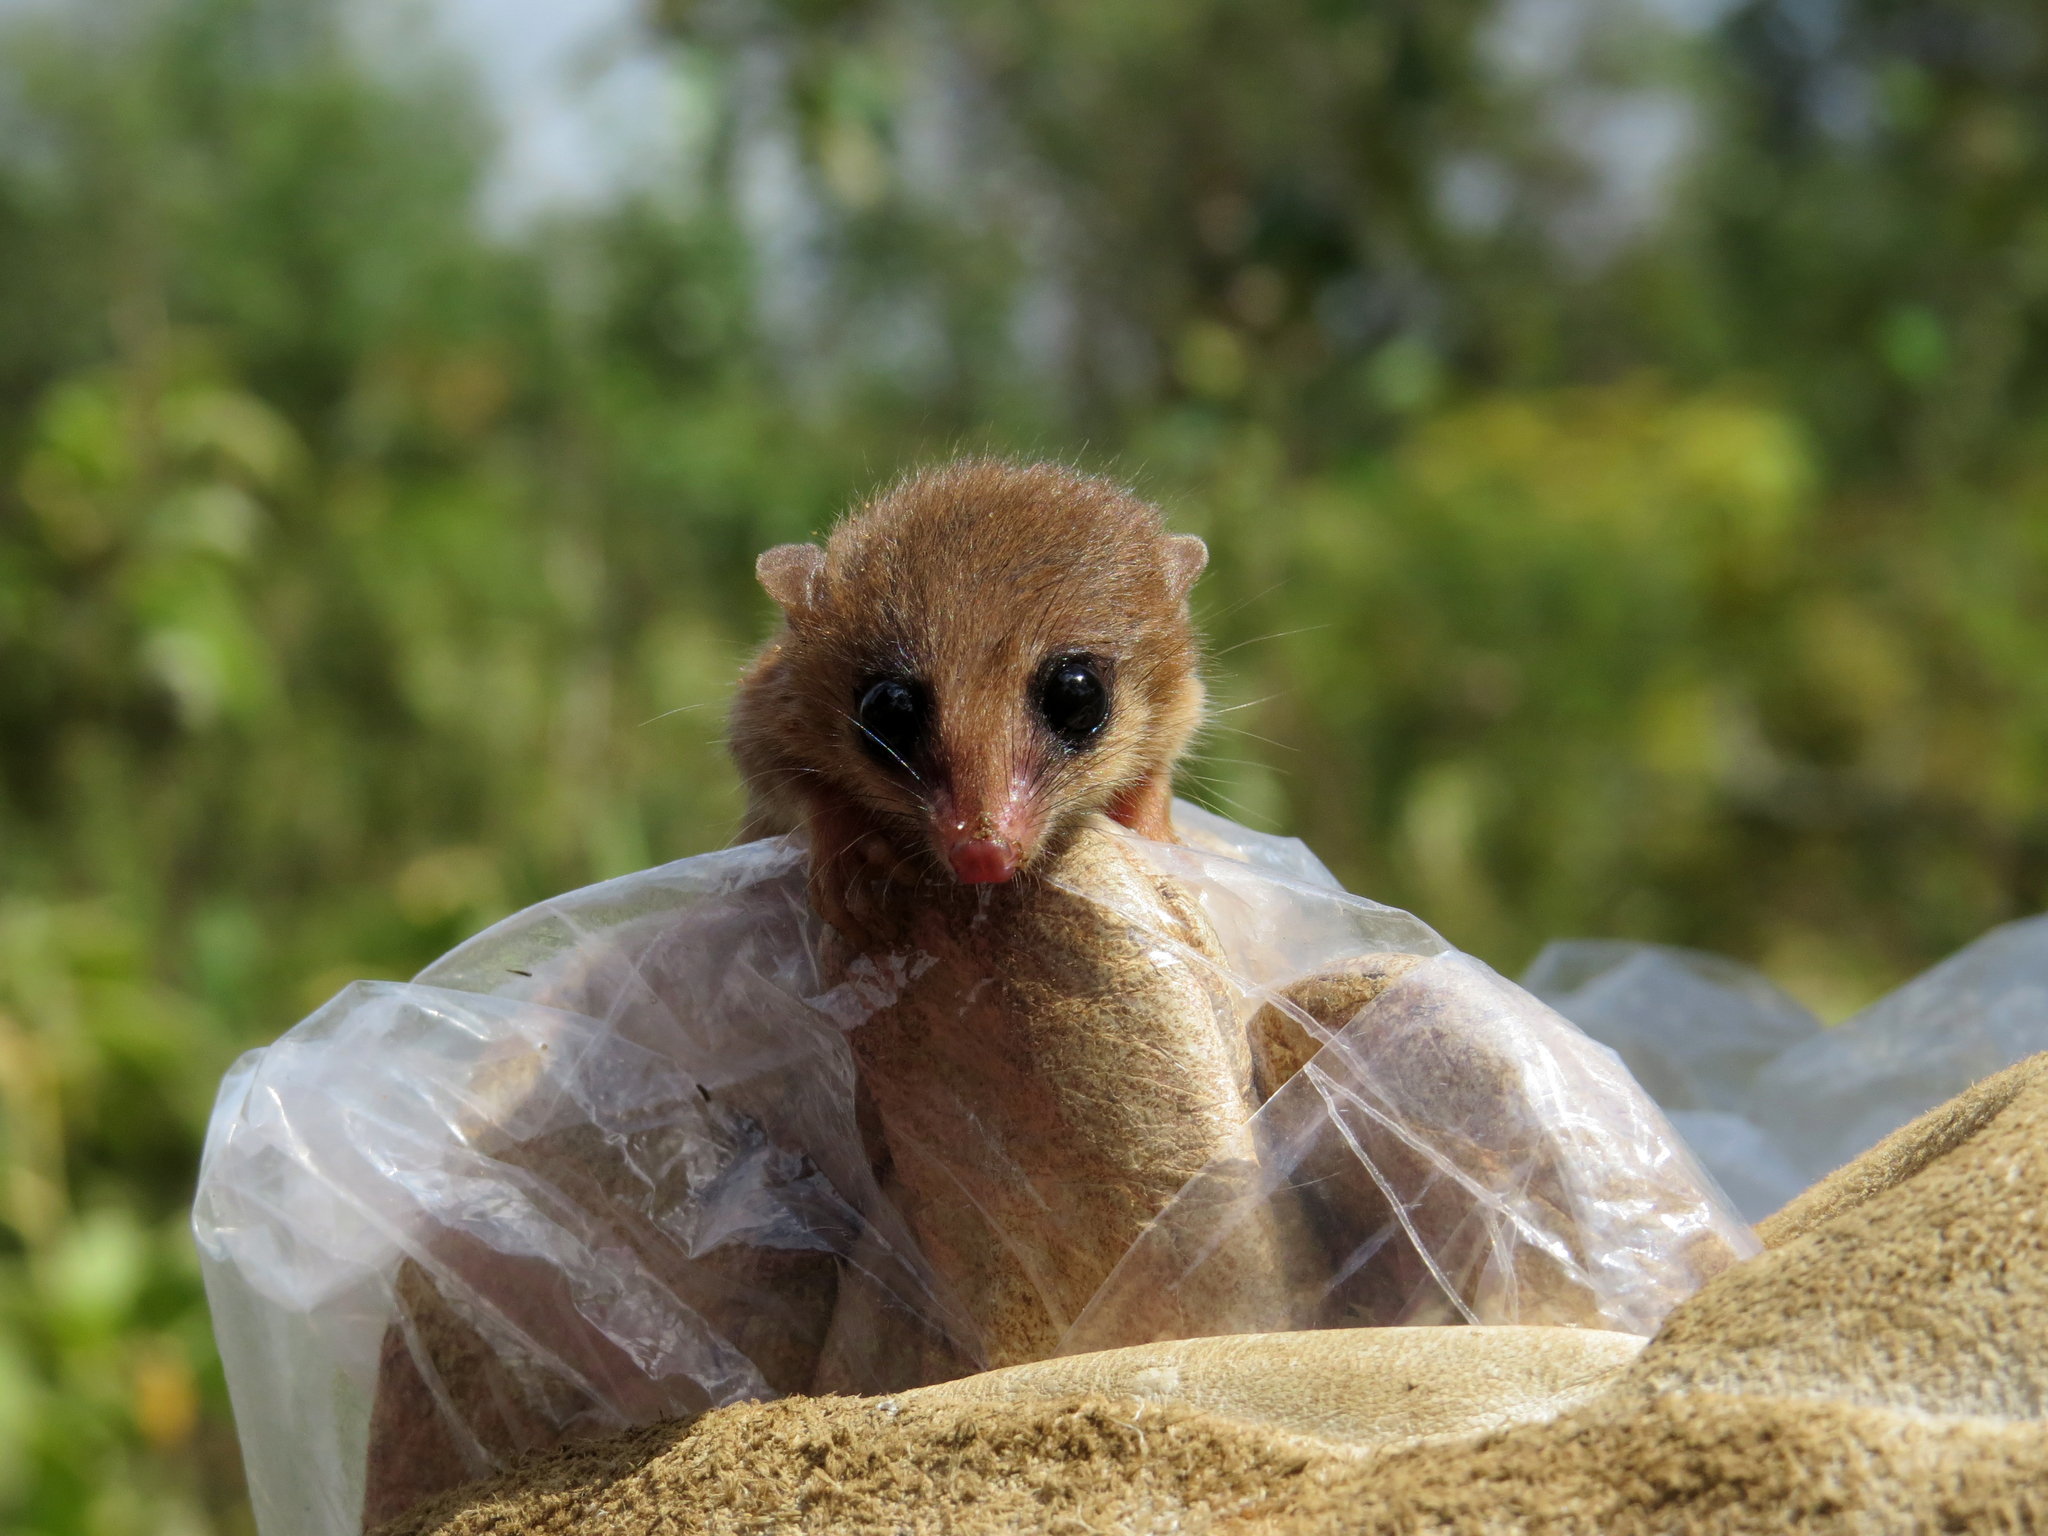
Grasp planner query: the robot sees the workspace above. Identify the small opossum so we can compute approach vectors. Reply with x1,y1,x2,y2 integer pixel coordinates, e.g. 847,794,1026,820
730,458,1207,940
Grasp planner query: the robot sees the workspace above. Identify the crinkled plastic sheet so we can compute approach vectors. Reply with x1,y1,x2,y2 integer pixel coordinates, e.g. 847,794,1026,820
194,805,1754,1536
1527,918,2048,1221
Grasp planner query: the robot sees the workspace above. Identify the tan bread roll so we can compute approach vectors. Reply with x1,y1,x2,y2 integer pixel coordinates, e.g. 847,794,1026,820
361,1116,845,1529
1255,957,1745,1330
840,819,1299,1368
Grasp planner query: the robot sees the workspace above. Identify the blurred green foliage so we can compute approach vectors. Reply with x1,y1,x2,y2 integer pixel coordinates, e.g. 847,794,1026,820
4,0,2048,1527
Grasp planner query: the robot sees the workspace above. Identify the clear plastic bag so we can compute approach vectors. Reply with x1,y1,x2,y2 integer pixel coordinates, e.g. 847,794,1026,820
194,806,1755,1536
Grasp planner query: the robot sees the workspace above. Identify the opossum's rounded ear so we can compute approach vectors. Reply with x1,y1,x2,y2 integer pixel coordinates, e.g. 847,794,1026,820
756,543,825,614
1165,535,1208,601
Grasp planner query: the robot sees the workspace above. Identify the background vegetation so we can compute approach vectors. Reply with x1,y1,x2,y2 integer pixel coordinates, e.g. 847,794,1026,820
3,0,2046,1526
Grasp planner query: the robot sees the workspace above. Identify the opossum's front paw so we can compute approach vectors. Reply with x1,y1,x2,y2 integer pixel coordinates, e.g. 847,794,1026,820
809,858,876,950
814,827,925,950
802,799,893,945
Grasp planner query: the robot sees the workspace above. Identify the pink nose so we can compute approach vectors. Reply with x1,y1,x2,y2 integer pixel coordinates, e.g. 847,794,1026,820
949,838,1018,884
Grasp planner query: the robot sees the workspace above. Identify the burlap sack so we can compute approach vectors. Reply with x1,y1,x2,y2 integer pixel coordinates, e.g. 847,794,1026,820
373,1052,2048,1534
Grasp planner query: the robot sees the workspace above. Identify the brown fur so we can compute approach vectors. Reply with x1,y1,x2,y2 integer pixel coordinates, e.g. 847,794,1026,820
730,458,1207,940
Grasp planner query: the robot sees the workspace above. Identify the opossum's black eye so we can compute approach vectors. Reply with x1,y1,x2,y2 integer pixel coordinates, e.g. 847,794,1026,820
855,677,928,768
1036,656,1109,749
